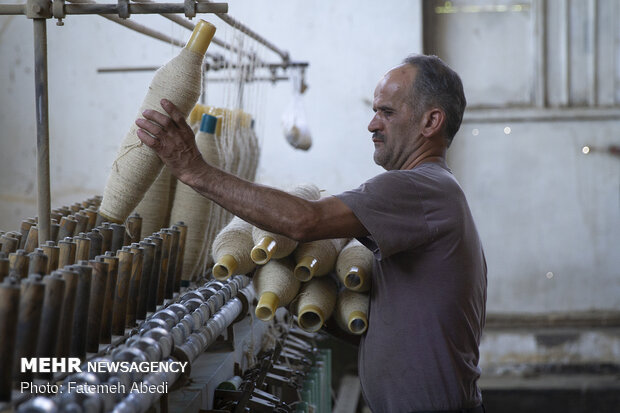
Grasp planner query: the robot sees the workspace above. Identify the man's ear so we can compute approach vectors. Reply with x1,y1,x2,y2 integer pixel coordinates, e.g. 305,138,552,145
420,108,445,139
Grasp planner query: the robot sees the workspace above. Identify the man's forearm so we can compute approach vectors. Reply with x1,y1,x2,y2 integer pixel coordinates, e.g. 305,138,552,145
184,162,318,241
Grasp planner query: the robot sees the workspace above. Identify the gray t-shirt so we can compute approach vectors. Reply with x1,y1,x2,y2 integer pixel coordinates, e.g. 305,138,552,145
335,161,487,412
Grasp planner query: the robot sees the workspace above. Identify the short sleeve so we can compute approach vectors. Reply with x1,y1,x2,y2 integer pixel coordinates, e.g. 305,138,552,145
335,171,430,259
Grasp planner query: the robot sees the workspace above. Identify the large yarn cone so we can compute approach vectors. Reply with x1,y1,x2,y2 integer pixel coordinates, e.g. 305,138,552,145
99,21,215,224
251,183,320,265
253,258,300,321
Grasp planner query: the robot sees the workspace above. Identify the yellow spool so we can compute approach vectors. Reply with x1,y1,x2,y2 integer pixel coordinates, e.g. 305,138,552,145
212,254,238,281
185,20,216,55
250,236,277,265
348,310,368,335
294,256,319,282
256,291,279,321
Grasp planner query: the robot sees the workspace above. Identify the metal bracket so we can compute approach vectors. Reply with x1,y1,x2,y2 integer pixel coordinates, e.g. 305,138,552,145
117,0,129,19
26,0,52,19
52,0,65,25
183,0,195,19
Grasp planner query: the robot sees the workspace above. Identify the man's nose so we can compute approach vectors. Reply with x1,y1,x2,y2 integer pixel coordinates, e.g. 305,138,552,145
368,113,381,133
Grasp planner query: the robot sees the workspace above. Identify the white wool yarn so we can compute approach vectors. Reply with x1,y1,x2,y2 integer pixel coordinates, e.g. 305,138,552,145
294,238,348,281
134,167,172,238
335,289,369,335
253,257,300,321
296,276,338,332
211,216,256,280
251,183,320,265
336,238,373,292
100,48,205,224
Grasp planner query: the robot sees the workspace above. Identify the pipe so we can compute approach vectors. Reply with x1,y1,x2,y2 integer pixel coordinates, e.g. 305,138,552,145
34,18,51,246
0,1,227,15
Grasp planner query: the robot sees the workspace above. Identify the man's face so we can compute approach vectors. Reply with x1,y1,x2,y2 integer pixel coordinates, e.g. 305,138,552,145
368,65,419,170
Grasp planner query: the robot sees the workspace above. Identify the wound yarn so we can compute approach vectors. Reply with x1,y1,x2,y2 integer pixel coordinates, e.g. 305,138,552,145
211,216,256,280
336,238,373,292
251,183,320,265
294,238,348,282
134,167,172,238
296,276,338,332
335,289,369,335
253,257,300,321
100,42,208,224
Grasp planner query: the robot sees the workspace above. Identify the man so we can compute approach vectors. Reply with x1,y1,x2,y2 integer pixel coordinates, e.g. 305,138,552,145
136,54,487,413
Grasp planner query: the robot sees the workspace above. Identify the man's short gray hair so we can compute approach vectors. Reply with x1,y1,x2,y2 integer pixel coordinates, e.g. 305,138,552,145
402,54,466,146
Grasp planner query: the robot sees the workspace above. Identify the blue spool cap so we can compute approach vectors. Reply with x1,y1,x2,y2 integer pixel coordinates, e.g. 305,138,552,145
200,114,218,134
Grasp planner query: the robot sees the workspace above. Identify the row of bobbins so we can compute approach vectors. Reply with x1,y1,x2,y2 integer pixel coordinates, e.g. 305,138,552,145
0,196,193,405
15,276,254,413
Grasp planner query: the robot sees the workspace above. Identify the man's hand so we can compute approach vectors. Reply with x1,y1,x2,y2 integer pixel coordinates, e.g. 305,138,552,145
135,99,207,186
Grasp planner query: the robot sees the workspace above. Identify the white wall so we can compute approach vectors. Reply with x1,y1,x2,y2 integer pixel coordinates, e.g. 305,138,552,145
0,0,422,230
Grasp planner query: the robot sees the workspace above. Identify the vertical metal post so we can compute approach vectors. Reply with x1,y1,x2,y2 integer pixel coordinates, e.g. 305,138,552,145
33,18,51,245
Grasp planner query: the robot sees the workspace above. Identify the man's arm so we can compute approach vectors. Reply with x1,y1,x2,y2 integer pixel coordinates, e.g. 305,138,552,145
135,99,369,242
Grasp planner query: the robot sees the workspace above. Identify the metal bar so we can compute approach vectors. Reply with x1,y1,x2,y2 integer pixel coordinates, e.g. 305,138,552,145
63,2,227,15
532,0,546,107
0,4,25,14
204,0,289,62
34,18,51,246
0,1,226,15
560,0,570,105
587,0,598,106
97,60,307,73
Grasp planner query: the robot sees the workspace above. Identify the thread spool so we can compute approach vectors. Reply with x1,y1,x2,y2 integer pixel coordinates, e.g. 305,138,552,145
23,225,39,253
172,222,187,290
70,262,92,360
58,237,77,269
212,216,256,281
86,257,109,353
83,207,98,232
98,222,113,254
1,233,19,255
294,238,348,282
251,183,320,265
336,239,373,292
74,212,89,235
137,240,155,320
41,240,60,273
35,272,66,379
58,215,78,241
335,289,369,335
110,223,126,252
50,219,60,243
99,20,216,224
70,203,82,213
164,228,180,299
112,247,133,336
0,277,20,402
296,277,338,332
13,274,45,383
253,258,300,321
126,212,143,246
57,205,71,216
9,249,30,280
126,243,144,328
74,233,91,263
134,167,172,240
157,231,172,305
19,218,36,249
28,248,48,276
86,229,103,259
100,252,119,344
0,252,8,281
56,267,79,358
146,235,163,312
